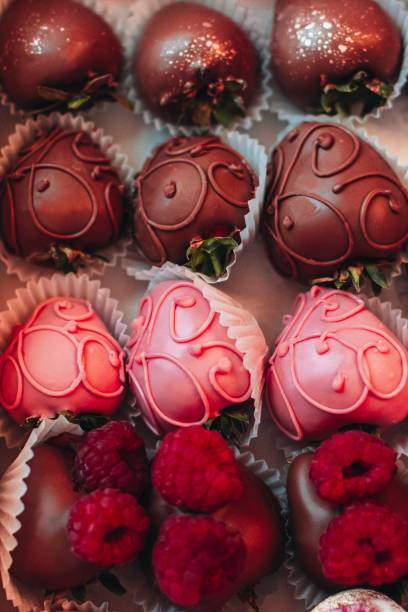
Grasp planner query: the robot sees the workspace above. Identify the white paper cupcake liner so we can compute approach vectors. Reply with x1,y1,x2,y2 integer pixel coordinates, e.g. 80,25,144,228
269,0,408,127
125,449,286,612
284,449,408,609
0,273,130,449
123,130,267,285
122,0,272,136
265,115,408,297
274,292,408,460
0,0,126,118
0,112,134,282
126,268,268,445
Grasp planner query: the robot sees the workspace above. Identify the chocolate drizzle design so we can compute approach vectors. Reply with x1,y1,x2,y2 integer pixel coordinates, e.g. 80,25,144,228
263,122,408,285
0,127,125,271
0,297,126,424
267,286,408,441
134,135,257,274
127,282,252,435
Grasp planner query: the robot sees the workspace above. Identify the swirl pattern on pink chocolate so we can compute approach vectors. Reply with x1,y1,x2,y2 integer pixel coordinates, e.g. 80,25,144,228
126,281,251,435
0,128,125,258
0,297,125,424
134,135,257,266
266,285,408,441
262,122,408,283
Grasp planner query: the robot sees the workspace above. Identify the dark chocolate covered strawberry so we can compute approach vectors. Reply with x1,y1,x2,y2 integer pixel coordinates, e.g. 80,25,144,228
271,0,402,116
263,121,408,292
288,431,408,591
0,127,126,273
10,422,150,592
134,135,257,278
132,2,260,126
149,427,284,610
0,0,123,112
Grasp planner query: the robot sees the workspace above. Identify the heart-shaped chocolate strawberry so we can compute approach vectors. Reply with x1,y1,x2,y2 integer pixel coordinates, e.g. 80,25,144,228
263,122,408,290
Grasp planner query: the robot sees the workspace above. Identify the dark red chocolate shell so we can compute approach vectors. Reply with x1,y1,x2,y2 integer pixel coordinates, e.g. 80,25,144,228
262,122,408,284
271,0,402,112
132,2,259,125
0,127,126,261
0,0,123,110
134,135,257,266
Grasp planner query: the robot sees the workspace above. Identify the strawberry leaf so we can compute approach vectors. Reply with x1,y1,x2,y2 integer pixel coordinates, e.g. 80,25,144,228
205,401,252,447
61,410,109,432
320,70,394,117
28,244,109,274
99,571,126,596
186,236,237,278
312,261,391,294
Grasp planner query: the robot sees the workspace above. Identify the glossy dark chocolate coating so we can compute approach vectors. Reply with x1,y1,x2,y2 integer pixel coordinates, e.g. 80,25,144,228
0,127,125,259
12,445,101,590
134,135,257,266
263,121,408,283
133,1,259,123
0,0,123,109
271,0,402,111
288,453,408,590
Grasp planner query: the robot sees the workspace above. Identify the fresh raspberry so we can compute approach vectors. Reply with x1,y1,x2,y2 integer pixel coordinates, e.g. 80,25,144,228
152,426,243,513
74,421,149,496
319,502,408,586
153,515,246,607
67,488,150,567
310,431,397,504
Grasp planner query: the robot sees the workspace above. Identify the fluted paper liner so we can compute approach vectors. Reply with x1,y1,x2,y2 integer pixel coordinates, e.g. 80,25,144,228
0,273,130,448
123,130,267,285
126,268,268,444
284,450,408,610
269,0,408,126
266,116,407,299
122,0,272,136
0,112,133,282
0,0,126,118
126,449,286,612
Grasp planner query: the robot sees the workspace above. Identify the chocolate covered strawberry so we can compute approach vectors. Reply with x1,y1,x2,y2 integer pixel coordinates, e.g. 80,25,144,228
149,427,284,609
10,421,150,592
0,0,124,112
271,0,402,116
132,2,260,126
288,431,408,591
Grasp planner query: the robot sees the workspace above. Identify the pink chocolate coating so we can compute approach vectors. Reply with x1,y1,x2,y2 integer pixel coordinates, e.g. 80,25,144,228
126,280,251,435
0,297,125,424
266,285,408,441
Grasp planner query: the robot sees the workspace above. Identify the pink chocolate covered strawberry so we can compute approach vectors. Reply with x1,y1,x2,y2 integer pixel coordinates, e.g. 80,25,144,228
149,427,284,610
266,286,408,441
0,297,126,425
127,280,266,442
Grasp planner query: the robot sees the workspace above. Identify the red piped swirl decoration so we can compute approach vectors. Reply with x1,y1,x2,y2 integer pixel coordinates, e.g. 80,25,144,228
0,128,125,258
134,135,258,266
266,285,408,441
126,281,251,435
0,297,125,424
262,122,408,283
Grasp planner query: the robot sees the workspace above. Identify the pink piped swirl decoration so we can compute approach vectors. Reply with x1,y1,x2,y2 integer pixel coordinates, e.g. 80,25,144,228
0,297,126,424
126,280,252,435
266,286,408,441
